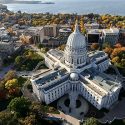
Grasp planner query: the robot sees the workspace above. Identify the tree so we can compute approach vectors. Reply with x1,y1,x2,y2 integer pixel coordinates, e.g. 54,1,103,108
90,43,99,50
8,97,31,116
0,89,6,100
42,47,49,53
0,80,6,99
7,27,15,36
5,78,20,96
15,56,23,65
58,44,66,51
111,48,119,59
20,34,31,44
83,117,100,125
0,111,13,125
5,78,18,90
102,42,111,49
114,43,122,48
20,115,36,125
121,59,125,67
4,70,16,82
37,44,43,49
30,102,46,117
112,56,120,64
103,47,113,56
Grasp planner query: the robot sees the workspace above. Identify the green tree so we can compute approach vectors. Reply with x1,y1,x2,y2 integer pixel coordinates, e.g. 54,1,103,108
15,56,23,65
30,102,46,117
37,44,43,49
4,70,16,82
19,115,36,125
8,97,31,116
83,117,100,125
0,111,13,125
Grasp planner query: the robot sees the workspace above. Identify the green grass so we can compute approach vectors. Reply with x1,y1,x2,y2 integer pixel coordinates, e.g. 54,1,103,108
17,77,27,87
42,105,60,114
15,49,44,71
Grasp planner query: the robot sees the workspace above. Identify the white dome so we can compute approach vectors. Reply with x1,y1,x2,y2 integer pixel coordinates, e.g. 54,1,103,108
66,23,86,49
64,22,88,68
70,73,79,81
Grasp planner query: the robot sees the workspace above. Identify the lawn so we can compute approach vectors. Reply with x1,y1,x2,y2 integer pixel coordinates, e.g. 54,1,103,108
15,49,45,71
42,105,60,114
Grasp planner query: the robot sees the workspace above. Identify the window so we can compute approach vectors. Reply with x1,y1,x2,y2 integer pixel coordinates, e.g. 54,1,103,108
77,59,79,64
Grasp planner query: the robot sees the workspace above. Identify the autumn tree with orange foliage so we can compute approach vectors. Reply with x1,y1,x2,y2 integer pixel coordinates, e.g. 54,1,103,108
114,43,122,48
103,47,113,57
103,42,125,67
20,34,31,44
90,43,99,50
111,47,125,59
7,27,16,36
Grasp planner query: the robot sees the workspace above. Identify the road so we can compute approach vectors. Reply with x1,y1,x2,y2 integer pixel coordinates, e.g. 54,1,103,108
0,64,14,79
16,69,50,78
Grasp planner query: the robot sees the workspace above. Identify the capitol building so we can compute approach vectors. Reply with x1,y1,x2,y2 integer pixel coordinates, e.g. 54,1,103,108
30,23,122,111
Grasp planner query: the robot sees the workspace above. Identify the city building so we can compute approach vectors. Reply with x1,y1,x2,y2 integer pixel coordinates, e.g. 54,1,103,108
25,26,44,44
43,24,58,37
42,37,66,48
0,41,14,54
102,28,119,46
84,23,100,31
31,23,121,110
119,29,125,45
59,27,72,37
87,29,102,44
87,28,119,46
24,25,58,45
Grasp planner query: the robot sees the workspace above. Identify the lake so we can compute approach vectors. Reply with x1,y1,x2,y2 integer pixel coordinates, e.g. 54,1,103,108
4,0,125,15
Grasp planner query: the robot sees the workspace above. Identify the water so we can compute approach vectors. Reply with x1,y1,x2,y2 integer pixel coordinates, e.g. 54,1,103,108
4,0,125,15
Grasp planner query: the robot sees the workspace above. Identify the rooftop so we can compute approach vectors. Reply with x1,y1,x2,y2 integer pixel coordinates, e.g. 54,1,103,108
103,28,119,34
47,49,64,60
34,69,67,90
81,68,120,94
88,51,108,62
